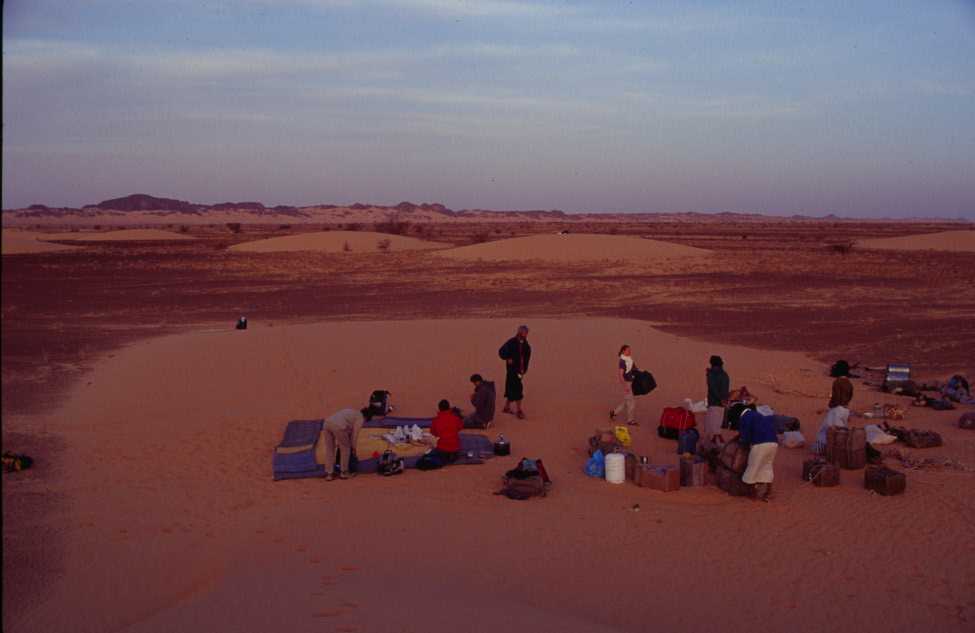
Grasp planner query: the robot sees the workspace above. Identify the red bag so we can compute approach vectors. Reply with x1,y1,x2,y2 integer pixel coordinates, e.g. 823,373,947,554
658,407,696,432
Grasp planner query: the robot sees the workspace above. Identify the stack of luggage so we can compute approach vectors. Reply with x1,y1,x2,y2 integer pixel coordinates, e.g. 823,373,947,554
714,440,751,496
825,426,866,469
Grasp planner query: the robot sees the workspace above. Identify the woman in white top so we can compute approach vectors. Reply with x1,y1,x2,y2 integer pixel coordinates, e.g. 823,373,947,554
610,345,638,426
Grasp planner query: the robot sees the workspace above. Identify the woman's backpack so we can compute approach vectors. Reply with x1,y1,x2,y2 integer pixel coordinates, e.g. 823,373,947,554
377,450,404,476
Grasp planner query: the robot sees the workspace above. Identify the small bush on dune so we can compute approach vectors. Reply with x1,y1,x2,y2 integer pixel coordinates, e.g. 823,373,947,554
829,241,854,255
343,241,352,252
377,238,392,252
471,231,490,244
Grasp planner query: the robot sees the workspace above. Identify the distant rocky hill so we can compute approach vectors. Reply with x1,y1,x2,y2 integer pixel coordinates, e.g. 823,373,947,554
2,193,971,226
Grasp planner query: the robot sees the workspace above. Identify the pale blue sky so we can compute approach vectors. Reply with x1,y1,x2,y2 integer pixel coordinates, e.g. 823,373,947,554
3,1,974,217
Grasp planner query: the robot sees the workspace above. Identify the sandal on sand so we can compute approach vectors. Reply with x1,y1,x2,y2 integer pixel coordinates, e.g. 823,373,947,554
338,472,356,480
324,473,335,481
502,407,514,415
516,411,526,420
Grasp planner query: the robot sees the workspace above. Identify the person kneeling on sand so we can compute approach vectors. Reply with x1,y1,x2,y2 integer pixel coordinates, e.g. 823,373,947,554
323,405,374,481
430,399,464,463
737,408,778,502
463,374,496,429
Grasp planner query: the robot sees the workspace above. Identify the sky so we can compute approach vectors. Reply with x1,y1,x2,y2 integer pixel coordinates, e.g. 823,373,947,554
3,1,974,217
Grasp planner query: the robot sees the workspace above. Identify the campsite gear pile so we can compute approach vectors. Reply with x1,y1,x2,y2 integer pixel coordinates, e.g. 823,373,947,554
802,457,840,487
493,434,511,455
864,465,906,496
2,452,34,473
496,458,551,500
825,426,866,469
588,428,622,456
377,450,405,476
882,424,943,449
235,316,247,330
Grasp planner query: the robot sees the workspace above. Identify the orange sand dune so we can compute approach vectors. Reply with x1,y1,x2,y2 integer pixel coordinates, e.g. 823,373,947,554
4,318,971,632
1,230,80,255
228,230,446,253
858,229,975,252
439,233,709,263
42,228,196,242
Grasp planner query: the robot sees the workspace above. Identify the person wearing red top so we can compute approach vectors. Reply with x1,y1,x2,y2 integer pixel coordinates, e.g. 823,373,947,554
430,399,463,462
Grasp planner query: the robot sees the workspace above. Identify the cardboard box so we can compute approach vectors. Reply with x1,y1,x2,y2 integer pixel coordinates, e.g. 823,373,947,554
636,464,680,492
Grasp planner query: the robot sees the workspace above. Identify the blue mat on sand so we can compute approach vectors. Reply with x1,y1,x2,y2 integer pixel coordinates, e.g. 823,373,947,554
272,419,496,480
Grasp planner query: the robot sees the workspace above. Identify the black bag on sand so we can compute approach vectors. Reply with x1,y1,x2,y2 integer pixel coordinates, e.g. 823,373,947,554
631,370,657,396
416,451,445,471
496,458,550,500
377,450,404,476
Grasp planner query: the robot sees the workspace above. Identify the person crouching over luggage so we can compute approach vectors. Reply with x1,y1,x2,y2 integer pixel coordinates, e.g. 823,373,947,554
431,399,463,463
322,405,374,481
463,374,496,429
736,408,778,502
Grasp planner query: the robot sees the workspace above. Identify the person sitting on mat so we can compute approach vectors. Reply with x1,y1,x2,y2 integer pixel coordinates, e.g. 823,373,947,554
430,399,463,463
322,404,374,481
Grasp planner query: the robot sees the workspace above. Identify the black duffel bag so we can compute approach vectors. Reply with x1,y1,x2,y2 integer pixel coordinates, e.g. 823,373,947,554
631,370,657,396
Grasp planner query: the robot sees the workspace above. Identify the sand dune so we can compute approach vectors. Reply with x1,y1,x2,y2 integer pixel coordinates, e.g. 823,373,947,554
439,233,709,263
5,317,972,632
1,230,79,255
858,230,975,252
42,228,196,242
228,230,446,253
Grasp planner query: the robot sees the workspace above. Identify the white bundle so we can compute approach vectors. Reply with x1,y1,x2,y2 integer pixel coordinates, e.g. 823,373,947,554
865,424,897,446
781,430,805,448
682,398,708,413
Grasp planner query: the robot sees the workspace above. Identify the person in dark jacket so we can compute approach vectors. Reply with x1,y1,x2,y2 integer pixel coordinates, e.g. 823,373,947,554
829,360,854,408
704,355,730,446
463,374,496,428
499,325,532,419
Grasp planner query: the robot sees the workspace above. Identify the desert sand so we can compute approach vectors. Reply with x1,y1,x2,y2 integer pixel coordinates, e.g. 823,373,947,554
1,230,79,255
438,233,709,263
858,229,975,252
3,317,972,632
228,230,445,253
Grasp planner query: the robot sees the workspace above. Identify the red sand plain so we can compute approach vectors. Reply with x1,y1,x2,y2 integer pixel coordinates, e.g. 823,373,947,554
3,221,974,633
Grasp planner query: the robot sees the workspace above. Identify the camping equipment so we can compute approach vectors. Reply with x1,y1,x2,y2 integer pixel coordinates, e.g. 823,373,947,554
494,434,511,456
865,465,906,496
781,431,805,448
883,363,910,389
369,390,393,416
584,449,606,478
928,398,955,411
771,415,801,433
883,424,943,448
588,428,621,456
679,455,708,487
631,370,657,396
864,424,897,445
497,458,550,500
826,427,866,469
942,374,973,403
658,407,696,440
236,316,247,330
624,452,639,481
272,419,327,480
683,398,708,413
802,458,840,487
377,450,405,476
715,465,751,496
415,451,445,470
2,452,34,473
677,427,700,455
960,412,975,430
635,464,680,491
719,439,749,474
613,425,633,447
605,452,626,484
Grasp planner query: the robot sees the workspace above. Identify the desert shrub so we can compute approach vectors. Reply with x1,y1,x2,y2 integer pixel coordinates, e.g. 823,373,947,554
343,241,352,252
471,231,490,244
375,220,411,235
93,225,101,230
346,223,363,232
377,238,392,252
278,224,292,230
226,222,242,234
179,225,190,233
828,241,854,255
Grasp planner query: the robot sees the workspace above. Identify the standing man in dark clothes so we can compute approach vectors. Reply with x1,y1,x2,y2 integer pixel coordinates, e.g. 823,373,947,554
499,325,532,419
705,355,731,446
463,374,496,429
